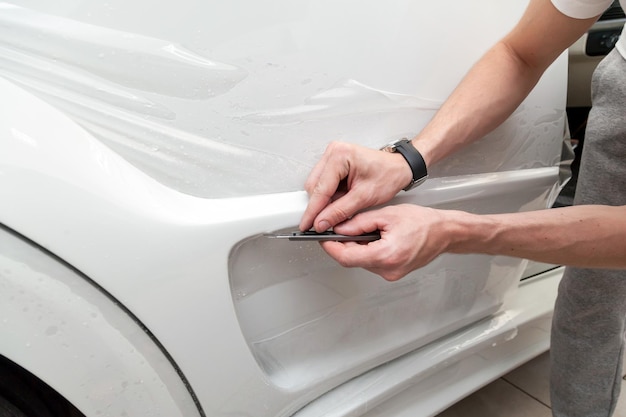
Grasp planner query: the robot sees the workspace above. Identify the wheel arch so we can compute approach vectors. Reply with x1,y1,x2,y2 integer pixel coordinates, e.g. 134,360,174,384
0,224,203,417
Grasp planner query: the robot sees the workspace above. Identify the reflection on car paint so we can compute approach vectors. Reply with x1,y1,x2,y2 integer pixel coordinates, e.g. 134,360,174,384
0,0,569,415
0,226,201,417
238,79,441,125
293,310,522,417
0,4,247,98
229,167,560,397
0,3,566,200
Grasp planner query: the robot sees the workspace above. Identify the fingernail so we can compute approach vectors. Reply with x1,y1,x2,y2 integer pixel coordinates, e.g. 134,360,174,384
317,220,330,232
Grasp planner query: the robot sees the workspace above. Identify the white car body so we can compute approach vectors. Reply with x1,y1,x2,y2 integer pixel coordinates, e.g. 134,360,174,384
0,1,568,416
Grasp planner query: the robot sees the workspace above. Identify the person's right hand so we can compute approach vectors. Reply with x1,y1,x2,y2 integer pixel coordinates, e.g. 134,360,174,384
299,141,413,232
319,204,453,281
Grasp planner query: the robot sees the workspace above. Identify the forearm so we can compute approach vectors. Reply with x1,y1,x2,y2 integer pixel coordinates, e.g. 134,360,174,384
448,206,626,268
410,0,599,167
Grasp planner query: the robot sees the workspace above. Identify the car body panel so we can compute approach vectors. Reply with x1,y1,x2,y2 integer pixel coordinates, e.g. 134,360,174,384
0,1,568,416
0,1,565,198
298,269,561,417
229,167,560,395
0,74,564,415
0,226,201,417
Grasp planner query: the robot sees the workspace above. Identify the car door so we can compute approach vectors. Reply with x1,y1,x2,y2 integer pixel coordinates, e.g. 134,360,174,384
0,1,568,416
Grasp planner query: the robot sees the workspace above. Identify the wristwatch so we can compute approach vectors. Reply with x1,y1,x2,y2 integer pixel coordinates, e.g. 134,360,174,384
380,139,428,191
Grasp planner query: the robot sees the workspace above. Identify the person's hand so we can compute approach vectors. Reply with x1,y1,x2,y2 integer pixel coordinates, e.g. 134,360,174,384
299,141,413,232
319,204,454,281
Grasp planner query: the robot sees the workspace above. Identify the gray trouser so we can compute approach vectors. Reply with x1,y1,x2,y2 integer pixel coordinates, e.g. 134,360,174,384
550,49,626,417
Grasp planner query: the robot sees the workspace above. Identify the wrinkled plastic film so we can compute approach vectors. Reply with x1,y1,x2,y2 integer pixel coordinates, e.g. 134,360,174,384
0,4,566,199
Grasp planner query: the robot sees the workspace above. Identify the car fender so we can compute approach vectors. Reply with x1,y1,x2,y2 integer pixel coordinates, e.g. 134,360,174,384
0,69,570,415
0,74,305,416
0,224,202,417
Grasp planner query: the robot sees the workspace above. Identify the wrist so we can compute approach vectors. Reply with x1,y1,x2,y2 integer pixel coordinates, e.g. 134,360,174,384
380,139,428,191
445,211,499,255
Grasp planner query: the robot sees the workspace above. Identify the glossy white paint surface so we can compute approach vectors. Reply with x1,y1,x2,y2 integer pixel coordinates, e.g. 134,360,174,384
297,269,561,417
356,269,561,417
230,167,560,394
0,75,564,415
0,226,201,417
0,1,568,416
0,1,565,198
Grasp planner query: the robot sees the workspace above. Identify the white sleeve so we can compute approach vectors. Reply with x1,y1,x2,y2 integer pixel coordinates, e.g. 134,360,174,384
551,0,613,18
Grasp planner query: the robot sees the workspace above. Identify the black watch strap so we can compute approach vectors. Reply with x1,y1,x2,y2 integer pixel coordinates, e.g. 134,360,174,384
382,139,428,191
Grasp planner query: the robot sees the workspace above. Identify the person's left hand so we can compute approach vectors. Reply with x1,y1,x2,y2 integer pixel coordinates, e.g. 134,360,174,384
320,204,454,281
299,141,412,232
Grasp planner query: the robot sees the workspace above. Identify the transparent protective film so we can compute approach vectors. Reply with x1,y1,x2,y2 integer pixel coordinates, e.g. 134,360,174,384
230,235,522,391
228,166,563,391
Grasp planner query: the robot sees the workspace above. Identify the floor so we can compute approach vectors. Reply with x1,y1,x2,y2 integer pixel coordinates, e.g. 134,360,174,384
436,351,626,417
